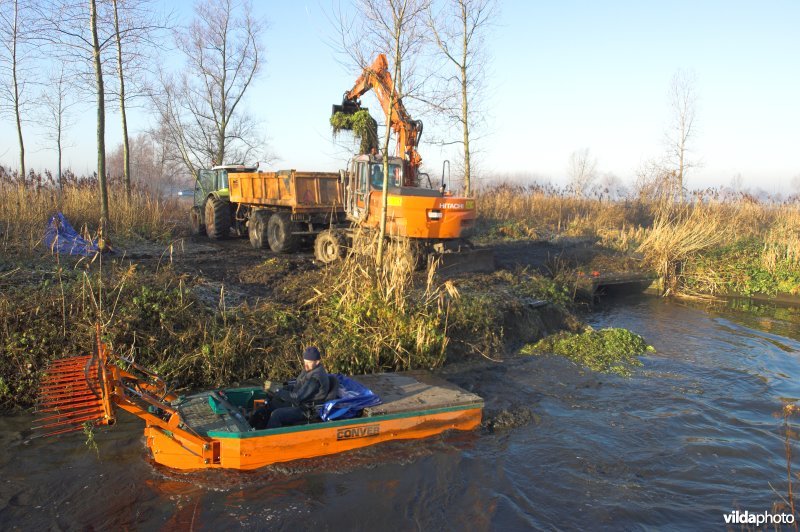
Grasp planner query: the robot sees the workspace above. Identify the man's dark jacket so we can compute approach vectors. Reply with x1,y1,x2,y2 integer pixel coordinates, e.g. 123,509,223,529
283,364,330,405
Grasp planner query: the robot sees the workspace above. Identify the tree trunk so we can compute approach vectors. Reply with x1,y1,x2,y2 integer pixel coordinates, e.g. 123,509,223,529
460,76,470,195
376,31,403,269
460,2,471,196
57,122,62,192
11,0,25,185
112,0,131,201
376,102,393,269
90,0,109,224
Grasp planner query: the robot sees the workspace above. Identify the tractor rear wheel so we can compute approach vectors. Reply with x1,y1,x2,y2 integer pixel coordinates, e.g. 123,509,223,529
267,212,298,253
204,196,230,240
314,230,346,264
189,206,205,236
248,211,269,249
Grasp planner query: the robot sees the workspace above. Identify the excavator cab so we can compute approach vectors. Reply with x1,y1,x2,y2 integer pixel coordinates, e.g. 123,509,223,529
344,155,406,221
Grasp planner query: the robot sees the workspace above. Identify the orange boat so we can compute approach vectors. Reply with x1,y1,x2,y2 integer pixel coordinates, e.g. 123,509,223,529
34,331,483,471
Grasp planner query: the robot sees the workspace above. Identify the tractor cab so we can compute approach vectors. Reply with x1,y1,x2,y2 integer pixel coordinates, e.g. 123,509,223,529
194,164,258,208
190,164,258,238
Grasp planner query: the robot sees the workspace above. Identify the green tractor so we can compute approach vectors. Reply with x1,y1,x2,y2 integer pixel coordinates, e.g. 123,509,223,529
189,164,256,239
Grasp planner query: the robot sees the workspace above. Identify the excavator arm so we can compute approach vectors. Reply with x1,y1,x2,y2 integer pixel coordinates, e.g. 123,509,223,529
334,53,423,185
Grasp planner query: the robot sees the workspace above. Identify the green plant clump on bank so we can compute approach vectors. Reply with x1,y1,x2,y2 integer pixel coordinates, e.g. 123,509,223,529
522,327,653,376
682,238,800,297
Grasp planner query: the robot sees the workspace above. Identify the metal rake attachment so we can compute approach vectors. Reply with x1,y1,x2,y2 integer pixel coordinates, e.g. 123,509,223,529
33,351,114,438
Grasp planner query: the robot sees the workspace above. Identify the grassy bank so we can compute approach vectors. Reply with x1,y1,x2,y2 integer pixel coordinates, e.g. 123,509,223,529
0,231,579,410
476,184,800,298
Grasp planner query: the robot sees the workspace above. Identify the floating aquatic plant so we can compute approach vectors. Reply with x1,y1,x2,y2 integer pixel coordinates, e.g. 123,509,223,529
522,327,653,377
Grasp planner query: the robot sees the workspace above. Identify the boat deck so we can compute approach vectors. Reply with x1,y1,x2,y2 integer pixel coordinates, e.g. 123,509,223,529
174,371,482,436
357,371,482,416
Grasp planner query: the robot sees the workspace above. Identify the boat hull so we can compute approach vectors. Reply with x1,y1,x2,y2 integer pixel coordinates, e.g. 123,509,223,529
144,404,482,470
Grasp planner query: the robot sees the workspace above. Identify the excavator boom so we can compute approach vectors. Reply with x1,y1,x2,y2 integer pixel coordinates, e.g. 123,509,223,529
333,53,423,185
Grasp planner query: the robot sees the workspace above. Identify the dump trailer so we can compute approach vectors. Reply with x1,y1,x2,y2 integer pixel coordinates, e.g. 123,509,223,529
189,165,346,253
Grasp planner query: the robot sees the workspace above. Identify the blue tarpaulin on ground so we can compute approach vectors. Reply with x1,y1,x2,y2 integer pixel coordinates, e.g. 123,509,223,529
43,212,102,256
320,374,382,422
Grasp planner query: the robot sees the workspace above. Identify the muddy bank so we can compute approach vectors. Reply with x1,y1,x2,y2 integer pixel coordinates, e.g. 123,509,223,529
0,235,586,411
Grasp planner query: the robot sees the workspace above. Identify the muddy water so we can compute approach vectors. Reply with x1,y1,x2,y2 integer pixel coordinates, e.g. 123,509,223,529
3,296,800,530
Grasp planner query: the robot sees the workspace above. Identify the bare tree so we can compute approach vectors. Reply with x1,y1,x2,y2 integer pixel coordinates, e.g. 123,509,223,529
153,0,264,178
335,0,429,267
634,158,674,202
730,172,744,193
89,0,110,222
427,0,495,196
0,0,35,182
38,0,117,222
595,171,627,200
791,174,800,195
109,0,169,200
37,65,78,192
567,148,597,197
665,69,697,202
108,130,186,194
112,0,131,200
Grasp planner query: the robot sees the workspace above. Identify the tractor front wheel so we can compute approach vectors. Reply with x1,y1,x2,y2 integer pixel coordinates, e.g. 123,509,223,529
205,196,230,240
314,230,347,264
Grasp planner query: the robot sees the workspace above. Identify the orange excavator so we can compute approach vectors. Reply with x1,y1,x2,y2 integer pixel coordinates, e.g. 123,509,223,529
318,53,494,273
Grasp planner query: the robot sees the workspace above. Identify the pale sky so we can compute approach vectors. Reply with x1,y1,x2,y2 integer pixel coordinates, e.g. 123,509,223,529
2,0,799,193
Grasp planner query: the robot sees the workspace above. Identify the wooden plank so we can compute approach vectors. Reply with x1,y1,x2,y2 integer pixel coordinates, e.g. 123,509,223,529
355,371,483,417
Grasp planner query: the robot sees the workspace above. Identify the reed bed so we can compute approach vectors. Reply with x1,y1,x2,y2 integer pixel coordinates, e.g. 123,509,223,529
476,182,800,296
307,229,454,375
0,166,180,255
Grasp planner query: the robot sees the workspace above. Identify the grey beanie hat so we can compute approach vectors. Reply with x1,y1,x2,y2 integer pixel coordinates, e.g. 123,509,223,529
303,346,321,361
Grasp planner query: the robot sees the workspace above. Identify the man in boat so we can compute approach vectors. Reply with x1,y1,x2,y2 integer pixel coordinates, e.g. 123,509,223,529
250,346,333,429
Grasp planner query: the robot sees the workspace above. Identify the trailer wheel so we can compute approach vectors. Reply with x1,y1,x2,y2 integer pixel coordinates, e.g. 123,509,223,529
205,196,230,239
248,211,269,249
267,212,298,253
189,206,205,236
314,230,346,264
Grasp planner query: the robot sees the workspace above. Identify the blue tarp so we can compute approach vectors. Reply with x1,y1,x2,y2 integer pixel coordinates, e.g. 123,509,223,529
320,374,382,422
43,212,102,256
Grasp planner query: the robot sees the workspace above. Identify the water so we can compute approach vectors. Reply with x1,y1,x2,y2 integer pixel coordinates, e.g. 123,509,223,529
3,296,800,530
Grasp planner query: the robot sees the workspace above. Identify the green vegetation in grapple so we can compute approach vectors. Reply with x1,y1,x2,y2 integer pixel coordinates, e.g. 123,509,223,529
522,327,653,377
330,109,378,155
